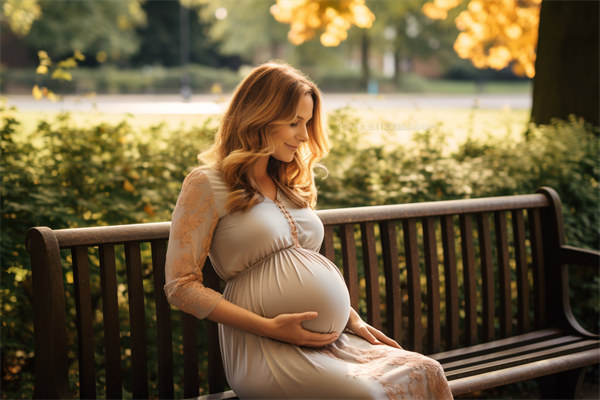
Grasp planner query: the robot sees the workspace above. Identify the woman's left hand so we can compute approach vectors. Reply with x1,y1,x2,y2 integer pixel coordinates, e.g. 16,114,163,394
346,309,402,349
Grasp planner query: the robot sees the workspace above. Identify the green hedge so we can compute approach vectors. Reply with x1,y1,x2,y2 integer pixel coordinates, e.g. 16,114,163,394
2,64,243,95
1,105,598,398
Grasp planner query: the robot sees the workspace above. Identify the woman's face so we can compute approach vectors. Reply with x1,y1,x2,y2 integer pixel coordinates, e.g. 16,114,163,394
271,94,313,163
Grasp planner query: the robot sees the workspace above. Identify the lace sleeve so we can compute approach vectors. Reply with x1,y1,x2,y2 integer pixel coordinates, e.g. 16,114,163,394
164,168,223,319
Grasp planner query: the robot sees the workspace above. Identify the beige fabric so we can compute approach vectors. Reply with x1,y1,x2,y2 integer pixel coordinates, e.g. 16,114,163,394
165,168,452,399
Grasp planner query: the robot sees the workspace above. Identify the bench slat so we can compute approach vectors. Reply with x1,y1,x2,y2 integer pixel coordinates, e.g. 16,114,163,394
124,242,149,398
98,244,123,399
403,219,422,352
379,221,402,343
459,215,478,346
320,225,335,263
441,215,460,349
494,211,513,337
445,339,600,380
151,240,175,399
204,259,228,394
340,224,359,310
512,210,531,333
360,222,382,329
72,246,97,399
528,208,547,330
449,348,600,397
430,328,563,363
183,313,200,398
441,335,586,371
477,213,495,342
423,217,441,354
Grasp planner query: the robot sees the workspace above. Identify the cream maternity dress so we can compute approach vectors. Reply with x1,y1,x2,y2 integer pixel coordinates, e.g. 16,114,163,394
165,168,452,399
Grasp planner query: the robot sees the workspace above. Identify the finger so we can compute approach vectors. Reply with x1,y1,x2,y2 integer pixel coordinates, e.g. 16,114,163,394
294,311,319,322
302,331,338,347
358,326,381,345
370,327,402,349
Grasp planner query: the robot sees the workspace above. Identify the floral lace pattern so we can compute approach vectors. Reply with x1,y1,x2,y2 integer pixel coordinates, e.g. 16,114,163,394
164,169,223,319
318,339,452,400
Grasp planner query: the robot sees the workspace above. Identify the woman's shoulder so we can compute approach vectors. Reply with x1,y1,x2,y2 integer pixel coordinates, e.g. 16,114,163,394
184,166,224,185
184,167,229,215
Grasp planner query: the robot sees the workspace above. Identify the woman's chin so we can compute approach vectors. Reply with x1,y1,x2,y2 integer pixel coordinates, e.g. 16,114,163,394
272,154,295,163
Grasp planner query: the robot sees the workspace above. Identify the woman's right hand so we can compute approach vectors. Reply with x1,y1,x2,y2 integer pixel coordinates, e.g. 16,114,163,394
266,311,339,347
208,300,338,347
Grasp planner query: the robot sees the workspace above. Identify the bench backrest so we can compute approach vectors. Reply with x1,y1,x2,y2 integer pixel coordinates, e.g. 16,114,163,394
26,187,573,399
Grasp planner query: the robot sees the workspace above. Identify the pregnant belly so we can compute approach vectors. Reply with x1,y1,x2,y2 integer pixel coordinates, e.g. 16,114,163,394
259,248,351,334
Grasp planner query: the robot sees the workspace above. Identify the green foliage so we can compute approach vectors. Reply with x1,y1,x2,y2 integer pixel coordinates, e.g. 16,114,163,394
0,104,216,398
1,106,597,398
4,64,242,95
24,0,146,62
320,110,599,251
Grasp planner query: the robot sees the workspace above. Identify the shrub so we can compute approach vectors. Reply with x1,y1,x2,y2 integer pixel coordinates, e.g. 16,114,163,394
1,106,597,398
0,105,217,398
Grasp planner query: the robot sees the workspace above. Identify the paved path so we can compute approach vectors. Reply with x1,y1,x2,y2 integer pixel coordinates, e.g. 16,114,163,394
4,92,531,115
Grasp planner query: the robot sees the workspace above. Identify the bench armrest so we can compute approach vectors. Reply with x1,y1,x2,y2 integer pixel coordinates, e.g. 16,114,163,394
558,245,600,338
560,245,600,267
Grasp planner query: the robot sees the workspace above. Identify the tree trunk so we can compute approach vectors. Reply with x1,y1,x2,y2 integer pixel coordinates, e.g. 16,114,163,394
361,30,370,92
531,0,599,127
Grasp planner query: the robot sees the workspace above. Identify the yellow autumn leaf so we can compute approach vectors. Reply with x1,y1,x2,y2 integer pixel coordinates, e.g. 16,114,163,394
57,58,77,69
143,204,155,217
128,170,141,180
211,83,223,94
123,179,135,193
32,84,43,100
46,91,59,102
271,0,374,47
36,65,48,74
96,51,108,63
74,50,85,61
51,68,72,81
423,0,540,77
37,50,49,60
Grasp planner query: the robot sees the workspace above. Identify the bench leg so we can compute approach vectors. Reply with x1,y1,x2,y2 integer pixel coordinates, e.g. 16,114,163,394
538,367,586,399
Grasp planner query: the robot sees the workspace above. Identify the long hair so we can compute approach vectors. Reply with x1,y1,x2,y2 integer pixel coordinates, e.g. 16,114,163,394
199,61,329,213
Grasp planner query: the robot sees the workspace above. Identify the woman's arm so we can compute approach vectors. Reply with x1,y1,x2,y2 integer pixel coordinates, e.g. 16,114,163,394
346,308,402,349
165,169,338,347
208,299,339,347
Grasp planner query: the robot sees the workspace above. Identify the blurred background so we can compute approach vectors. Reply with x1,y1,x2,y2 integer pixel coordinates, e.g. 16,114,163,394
1,1,598,399
2,0,534,98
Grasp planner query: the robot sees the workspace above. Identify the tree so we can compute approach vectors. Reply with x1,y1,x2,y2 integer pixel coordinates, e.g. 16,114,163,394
16,0,146,63
186,0,290,64
1,0,42,36
131,1,239,68
531,1,599,126
269,0,375,47
422,0,540,79
366,0,459,84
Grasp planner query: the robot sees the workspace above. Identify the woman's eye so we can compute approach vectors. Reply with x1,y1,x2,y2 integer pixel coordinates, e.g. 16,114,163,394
290,122,298,127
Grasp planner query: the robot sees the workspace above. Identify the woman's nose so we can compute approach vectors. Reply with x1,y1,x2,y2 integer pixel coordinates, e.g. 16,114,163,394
298,126,308,142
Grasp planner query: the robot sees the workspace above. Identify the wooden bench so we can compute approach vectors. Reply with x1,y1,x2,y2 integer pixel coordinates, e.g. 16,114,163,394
26,187,599,399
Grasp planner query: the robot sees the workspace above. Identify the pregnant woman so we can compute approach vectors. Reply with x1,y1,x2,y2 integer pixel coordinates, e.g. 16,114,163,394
164,61,452,399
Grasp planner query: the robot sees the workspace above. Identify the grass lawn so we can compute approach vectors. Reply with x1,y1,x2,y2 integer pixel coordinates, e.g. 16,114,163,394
10,98,531,156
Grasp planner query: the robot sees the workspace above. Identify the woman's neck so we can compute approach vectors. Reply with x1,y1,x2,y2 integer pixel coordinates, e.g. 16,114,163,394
252,157,277,201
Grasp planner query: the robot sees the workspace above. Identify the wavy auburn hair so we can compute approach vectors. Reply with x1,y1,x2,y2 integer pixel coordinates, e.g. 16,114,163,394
199,61,329,213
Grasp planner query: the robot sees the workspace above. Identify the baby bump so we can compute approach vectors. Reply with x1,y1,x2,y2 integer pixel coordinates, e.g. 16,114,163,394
225,248,351,334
